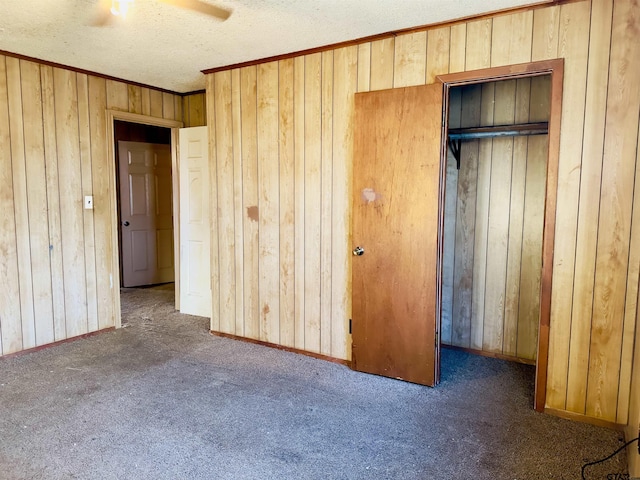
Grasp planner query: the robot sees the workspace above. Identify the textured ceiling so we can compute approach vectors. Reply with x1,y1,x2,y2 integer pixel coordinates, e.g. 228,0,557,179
0,0,550,93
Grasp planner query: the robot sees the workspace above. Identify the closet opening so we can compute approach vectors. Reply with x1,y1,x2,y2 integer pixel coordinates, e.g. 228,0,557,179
437,60,562,411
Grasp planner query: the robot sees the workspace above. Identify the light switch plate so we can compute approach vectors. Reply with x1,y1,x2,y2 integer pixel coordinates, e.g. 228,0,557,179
84,195,93,210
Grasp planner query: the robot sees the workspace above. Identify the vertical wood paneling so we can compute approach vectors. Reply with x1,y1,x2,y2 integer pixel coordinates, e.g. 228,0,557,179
451,85,481,348
76,73,99,334
331,45,357,360
465,19,492,71
149,89,163,117
531,5,560,61
106,80,128,110
0,56,22,355
442,89,462,345
20,60,54,346
0,0,635,430
7,57,36,350
619,109,640,424
40,65,66,341
586,0,640,422
471,84,494,350
127,85,142,114
183,92,206,127
566,0,613,414
393,31,427,88
546,0,591,412
483,81,515,353
213,71,236,334
279,59,295,347
491,11,533,66
426,27,450,83
140,87,151,116
356,43,371,93
87,75,114,331
53,67,88,338
449,24,467,74
320,51,333,355
231,70,245,338
293,56,306,350
443,78,547,362
174,95,182,124
206,73,220,332
0,55,181,357
240,66,259,340
518,135,546,360
303,53,322,353
502,79,529,357
257,62,280,344
370,38,394,91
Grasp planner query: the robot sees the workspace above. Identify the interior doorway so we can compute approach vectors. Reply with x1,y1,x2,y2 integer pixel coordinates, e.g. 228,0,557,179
106,110,183,328
440,75,551,366
351,60,563,412
438,60,563,411
115,121,173,288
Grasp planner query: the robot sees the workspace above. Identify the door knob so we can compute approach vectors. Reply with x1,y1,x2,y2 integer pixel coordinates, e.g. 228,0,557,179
123,221,130,226
353,246,364,256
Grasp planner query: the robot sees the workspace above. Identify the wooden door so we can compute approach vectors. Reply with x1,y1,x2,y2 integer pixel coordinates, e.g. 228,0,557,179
119,141,174,287
178,126,211,318
352,83,444,386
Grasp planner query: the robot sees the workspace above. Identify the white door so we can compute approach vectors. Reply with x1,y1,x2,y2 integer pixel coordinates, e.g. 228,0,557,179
179,126,211,317
119,141,174,287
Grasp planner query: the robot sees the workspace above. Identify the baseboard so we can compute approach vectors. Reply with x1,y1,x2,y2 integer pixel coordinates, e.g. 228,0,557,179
442,344,536,366
0,327,116,360
544,407,625,431
210,330,351,367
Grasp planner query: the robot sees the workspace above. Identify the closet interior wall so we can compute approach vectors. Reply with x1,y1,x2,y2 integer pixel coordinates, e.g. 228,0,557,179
441,76,550,363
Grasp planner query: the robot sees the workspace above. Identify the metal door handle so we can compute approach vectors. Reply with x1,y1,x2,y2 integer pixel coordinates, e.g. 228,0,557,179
123,221,130,226
353,246,364,256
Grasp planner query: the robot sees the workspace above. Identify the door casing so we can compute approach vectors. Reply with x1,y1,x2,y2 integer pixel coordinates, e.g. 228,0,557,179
436,59,563,411
350,59,563,412
106,110,183,328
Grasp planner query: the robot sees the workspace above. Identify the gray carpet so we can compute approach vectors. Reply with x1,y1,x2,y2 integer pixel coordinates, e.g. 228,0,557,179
0,284,628,480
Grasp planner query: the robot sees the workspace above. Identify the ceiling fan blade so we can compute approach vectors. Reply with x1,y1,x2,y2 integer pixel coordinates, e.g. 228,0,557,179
157,0,232,20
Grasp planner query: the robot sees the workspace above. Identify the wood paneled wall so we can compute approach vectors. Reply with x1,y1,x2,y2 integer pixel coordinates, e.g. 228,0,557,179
205,0,640,424
182,92,206,127
0,55,183,356
441,77,550,363
626,284,640,475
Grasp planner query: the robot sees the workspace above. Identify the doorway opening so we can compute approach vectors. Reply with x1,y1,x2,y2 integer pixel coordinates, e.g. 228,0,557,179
106,110,183,328
437,60,563,411
115,120,173,288
350,60,562,412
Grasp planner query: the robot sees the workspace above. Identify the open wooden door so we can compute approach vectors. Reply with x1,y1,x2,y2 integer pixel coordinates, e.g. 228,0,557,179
178,126,211,318
352,83,444,386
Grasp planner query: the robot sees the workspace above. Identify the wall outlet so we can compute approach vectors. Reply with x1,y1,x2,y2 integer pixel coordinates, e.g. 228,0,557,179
84,195,93,210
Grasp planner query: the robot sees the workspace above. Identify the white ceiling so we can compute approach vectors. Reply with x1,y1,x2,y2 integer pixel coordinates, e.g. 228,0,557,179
0,0,551,93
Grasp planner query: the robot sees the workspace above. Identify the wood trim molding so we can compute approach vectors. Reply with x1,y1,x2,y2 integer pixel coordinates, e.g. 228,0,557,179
210,331,351,367
545,407,626,431
0,49,186,96
0,328,116,360
442,345,537,366
202,1,578,75
105,110,184,329
437,58,564,413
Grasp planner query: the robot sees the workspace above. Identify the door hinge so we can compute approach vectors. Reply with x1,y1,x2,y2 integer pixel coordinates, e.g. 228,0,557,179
435,331,439,346
349,319,352,335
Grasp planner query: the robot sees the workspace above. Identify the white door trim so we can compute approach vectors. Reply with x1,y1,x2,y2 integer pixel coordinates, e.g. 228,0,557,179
106,110,183,328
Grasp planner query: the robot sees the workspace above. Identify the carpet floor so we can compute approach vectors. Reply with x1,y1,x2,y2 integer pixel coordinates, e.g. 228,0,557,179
0,284,628,479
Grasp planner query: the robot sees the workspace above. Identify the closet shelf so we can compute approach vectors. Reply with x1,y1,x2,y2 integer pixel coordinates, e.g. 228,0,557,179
448,122,549,169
